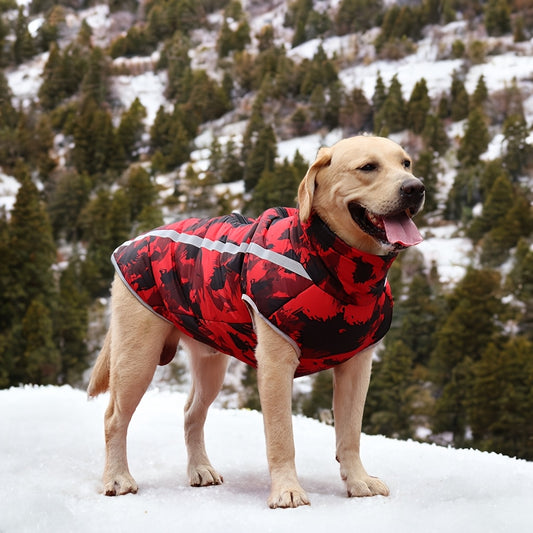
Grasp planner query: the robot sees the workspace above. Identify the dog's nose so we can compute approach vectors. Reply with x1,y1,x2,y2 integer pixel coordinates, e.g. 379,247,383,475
400,178,425,201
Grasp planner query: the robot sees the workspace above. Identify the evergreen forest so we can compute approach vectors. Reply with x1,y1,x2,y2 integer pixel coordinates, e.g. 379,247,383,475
0,0,532,461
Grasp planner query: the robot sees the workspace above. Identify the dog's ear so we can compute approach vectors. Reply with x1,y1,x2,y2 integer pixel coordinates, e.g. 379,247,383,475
298,146,332,222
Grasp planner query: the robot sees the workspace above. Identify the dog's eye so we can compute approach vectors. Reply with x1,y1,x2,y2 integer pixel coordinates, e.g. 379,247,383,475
359,163,377,172
403,160,411,169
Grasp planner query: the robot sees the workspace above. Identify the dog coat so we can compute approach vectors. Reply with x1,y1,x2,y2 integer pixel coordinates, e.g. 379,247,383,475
112,208,397,377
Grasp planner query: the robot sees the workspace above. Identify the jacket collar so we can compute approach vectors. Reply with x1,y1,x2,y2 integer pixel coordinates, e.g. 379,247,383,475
297,212,397,305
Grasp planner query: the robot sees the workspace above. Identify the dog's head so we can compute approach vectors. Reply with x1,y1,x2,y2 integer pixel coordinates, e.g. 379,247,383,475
298,135,425,255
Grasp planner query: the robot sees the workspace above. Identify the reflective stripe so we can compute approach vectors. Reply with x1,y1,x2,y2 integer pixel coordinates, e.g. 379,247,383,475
116,228,311,280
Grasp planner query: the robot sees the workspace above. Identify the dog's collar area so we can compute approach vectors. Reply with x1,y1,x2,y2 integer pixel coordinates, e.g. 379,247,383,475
298,212,397,305
302,211,398,261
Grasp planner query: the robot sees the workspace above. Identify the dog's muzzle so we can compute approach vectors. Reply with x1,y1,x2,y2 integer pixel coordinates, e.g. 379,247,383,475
399,178,425,216
349,178,425,248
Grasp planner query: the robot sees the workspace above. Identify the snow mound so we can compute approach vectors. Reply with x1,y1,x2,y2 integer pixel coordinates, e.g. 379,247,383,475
1,386,532,532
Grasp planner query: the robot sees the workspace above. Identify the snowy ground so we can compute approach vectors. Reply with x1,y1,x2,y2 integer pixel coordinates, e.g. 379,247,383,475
1,386,532,533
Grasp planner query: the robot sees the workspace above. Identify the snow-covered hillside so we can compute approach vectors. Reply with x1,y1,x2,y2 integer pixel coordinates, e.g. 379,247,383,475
1,385,532,533
3,1,533,285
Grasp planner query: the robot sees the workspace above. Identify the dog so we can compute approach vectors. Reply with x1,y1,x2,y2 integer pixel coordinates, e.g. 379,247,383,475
88,135,425,508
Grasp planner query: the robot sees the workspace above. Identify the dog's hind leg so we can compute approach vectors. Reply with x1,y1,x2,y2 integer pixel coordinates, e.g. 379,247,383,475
102,277,178,496
182,337,228,487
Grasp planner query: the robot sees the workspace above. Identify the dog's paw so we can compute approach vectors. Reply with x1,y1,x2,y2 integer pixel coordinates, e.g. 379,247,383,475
346,476,389,498
268,486,310,509
188,464,223,487
103,473,138,496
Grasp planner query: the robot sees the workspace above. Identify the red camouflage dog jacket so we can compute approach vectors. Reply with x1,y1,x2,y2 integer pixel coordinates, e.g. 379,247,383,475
112,207,397,377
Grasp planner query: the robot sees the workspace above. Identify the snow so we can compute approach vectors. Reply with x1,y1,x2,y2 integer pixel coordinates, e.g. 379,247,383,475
277,129,344,164
0,172,20,213
5,52,49,107
339,55,464,100
112,68,169,125
417,226,473,284
1,386,532,532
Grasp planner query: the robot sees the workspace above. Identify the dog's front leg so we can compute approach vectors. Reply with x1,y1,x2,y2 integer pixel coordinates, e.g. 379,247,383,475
254,315,310,509
333,346,390,498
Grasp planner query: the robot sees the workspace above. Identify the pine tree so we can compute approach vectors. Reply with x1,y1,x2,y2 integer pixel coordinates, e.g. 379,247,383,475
73,99,121,178
109,25,153,58
55,254,90,384
325,81,343,129
124,165,159,222
445,164,483,221
38,42,64,109
248,158,301,215
12,7,36,64
364,340,418,439
286,0,313,46
116,97,147,162
77,19,93,48
309,85,326,125
484,0,511,36
502,114,531,179
437,94,449,119
480,195,532,267
335,0,383,35
150,105,193,172
468,173,514,242
217,1,250,57
372,72,387,117
422,0,443,24
22,297,61,385
240,366,261,411
243,124,277,192
471,75,488,110
0,207,15,389
414,150,439,213
183,70,231,125
161,31,192,101
7,108,55,177
47,170,92,241
80,47,109,105
81,189,130,297
0,71,18,172
457,107,489,166
299,45,338,97
374,75,406,133
468,337,533,459
0,208,11,333
450,72,469,121
0,69,17,128
6,172,57,322
3,171,59,386
290,106,310,136
397,272,442,366
0,15,8,67
220,137,244,183
302,370,333,420
421,114,449,155
340,87,372,134
407,78,430,134
506,239,533,339
513,16,527,42
39,43,87,108
430,268,505,444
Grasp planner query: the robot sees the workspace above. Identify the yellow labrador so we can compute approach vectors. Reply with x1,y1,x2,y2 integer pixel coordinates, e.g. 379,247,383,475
88,135,424,508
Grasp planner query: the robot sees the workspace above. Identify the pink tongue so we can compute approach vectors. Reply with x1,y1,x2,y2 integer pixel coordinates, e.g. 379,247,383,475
383,214,423,246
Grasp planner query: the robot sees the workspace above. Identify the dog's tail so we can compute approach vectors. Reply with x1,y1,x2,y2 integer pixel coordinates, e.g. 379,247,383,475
87,330,111,397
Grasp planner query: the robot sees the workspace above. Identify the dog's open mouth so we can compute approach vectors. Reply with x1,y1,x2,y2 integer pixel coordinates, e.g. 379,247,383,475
348,203,423,248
